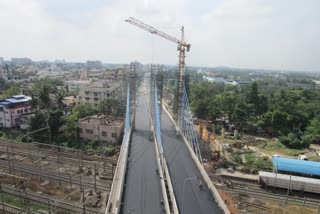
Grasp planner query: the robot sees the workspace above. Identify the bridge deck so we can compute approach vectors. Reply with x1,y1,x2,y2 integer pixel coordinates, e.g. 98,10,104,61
121,94,163,214
161,108,222,214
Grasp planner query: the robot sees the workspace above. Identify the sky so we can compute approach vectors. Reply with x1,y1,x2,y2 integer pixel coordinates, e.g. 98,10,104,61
0,0,319,72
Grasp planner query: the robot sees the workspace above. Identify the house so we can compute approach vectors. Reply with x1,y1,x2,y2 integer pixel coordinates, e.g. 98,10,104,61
19,111,37,130
78,114,124,144
0,95,32,128
76,82,120,107
62,96,76,107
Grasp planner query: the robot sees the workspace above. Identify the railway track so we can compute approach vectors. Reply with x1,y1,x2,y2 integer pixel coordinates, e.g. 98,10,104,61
0,149,114,176
216,180,320,208
0,203,28,214
0,184,104,214
0,140,117,165
0,160,110,192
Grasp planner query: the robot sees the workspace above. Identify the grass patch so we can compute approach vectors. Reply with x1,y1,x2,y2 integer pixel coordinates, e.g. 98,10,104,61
0,193,48,211
256,140,301,157
309,156,320,162
244,153,256,165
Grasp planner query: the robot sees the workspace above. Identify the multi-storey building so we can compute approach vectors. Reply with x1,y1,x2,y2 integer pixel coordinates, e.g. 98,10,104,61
86,60,102,69
76,82,120,107
11,58,32,65
0,95,32,128
78,115,124,144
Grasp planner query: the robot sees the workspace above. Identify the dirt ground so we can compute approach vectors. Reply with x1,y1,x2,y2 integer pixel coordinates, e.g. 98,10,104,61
218,190,241,214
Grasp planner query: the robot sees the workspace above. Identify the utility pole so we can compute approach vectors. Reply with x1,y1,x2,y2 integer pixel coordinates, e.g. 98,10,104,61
94,164,97,192
0,182,5,213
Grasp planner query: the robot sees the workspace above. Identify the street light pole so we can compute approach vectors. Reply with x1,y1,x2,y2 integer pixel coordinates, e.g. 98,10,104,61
181,176,199,214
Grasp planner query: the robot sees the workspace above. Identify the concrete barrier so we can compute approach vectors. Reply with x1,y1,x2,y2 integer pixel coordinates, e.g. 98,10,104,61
106,127,132,214
162,104,230,214
148,98,179,214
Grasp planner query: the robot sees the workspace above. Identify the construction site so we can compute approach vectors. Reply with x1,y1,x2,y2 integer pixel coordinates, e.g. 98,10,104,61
0,140,117,214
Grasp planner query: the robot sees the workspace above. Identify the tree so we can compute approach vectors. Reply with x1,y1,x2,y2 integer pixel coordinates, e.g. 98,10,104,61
301,117,320,145
55,90,65,109
74,104,97,118
48,110,64,139
99,98,124,117
1,86,20,98
29,112,47,131
39,85,51,109
219,92,238,121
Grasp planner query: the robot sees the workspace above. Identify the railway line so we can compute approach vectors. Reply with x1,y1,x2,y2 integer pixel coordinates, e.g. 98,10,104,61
0,140,116,213
0,184,104,214
0,140,117,166
215,176,320,208
0,160,110,192
0,203,29,214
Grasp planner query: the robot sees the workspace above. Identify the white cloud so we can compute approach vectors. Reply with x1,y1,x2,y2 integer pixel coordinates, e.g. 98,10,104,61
0,0,319,71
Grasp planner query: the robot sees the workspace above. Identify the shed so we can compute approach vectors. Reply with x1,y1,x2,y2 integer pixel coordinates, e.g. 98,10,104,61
272,156,320,176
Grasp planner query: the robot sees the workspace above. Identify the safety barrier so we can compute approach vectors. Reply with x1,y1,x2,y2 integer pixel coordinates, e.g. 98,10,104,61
151,82,179,214
163,104,230,214
106,86,132,214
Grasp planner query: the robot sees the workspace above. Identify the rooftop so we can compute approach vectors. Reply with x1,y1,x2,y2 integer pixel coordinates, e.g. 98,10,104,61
79,114,123,126
0,95,31,106
272,156,320,176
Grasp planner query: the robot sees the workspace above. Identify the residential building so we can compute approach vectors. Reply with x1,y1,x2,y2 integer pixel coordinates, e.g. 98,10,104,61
0,57,3,65
65,80,91,90
86,60,102,69
77,82,120,107
11,58,32,65
0,95,32,128
19,112,36,130
79,115,124,144
62,96,76,107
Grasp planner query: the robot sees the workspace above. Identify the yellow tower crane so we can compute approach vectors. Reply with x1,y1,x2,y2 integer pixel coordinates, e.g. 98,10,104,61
125,17,191,117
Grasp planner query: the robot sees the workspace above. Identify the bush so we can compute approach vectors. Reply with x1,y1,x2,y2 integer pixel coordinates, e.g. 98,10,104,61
234,153,243,164
20,135,32,143
0,131,6,138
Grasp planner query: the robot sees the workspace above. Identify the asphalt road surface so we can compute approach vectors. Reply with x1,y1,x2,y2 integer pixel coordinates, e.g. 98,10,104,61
161,109,222,214
121,94,163,214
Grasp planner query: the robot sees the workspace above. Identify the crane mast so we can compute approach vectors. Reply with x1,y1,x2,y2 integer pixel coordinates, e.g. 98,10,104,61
125,17,190,119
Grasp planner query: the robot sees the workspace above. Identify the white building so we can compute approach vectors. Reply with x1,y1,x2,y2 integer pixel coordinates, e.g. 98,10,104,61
77,82,120,107
65,80,91,90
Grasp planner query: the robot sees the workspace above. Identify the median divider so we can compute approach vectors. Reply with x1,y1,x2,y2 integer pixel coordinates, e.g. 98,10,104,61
162,103,230,214
105,127,132,214
148,97,179,214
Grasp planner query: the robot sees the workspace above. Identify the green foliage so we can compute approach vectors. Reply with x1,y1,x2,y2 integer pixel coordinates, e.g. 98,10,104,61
233,153,243,164
48,110,64,138
20,135,32,143
99,98,124,116
1,86,20,98
74,104,97,118
30,78,64,109
29,112,47,131
253,157,273,170
189,79,320,149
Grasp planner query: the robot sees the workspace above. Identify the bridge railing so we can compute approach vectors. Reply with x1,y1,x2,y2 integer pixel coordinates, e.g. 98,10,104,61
106,85,132,214
152,80,179,214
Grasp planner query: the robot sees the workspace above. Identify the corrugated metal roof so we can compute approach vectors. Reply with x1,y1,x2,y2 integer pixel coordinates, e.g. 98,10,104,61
259,171,320,185
272,157,320,176
5,98,31,103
